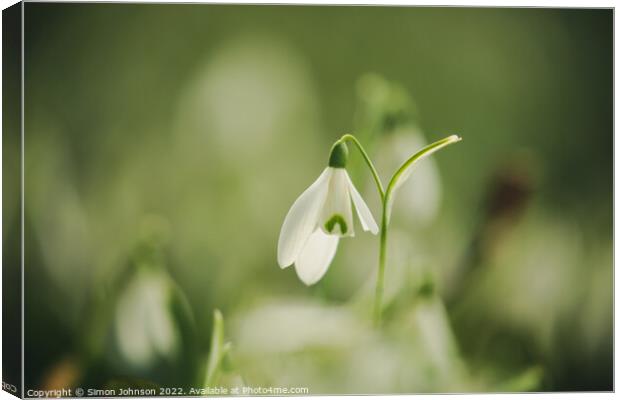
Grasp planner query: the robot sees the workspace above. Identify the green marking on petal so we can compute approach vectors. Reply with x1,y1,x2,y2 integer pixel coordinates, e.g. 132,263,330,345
325,214,348,234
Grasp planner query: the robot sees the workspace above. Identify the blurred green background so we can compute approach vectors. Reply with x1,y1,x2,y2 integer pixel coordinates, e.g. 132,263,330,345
6,3,613,394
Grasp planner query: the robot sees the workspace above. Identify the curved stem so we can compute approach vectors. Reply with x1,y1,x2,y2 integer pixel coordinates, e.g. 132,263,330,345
374,134,461,327
340,134,385,200
338,134,387,326
338,134,461,327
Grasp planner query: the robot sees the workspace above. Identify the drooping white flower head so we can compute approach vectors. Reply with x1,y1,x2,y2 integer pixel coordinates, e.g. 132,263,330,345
277,142,379,285
114,267,180,369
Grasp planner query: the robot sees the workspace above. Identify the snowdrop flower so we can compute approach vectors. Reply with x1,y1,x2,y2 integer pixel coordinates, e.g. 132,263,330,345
277,142,379,285
114,267,180,369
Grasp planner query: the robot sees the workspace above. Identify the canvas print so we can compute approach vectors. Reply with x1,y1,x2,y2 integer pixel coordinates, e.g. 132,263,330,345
2,2,613,397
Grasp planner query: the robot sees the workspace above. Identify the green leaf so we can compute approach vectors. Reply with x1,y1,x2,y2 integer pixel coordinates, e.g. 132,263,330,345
385,135,461,221
203,309,232,387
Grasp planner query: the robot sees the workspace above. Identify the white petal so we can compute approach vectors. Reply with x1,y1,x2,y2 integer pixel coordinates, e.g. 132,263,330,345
277,168,331,268
294,229,339,285
345,172,379,235
319,168,354,237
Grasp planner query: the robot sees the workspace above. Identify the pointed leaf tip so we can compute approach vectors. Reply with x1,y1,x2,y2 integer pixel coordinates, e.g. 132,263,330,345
385,134,462,222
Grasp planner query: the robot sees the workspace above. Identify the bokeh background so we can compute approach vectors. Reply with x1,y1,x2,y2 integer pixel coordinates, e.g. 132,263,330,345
4,3,613,394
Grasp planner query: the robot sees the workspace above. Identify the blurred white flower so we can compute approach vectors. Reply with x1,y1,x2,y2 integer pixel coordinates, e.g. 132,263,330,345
114,268,180,369
375,126,442,227
277,143,378,285
231,298,472,393
175,36,319,159
233,300,368,354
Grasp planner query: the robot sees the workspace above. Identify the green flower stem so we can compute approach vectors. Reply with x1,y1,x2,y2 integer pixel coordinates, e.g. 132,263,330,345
340,134,385,200
374,200,388,326
339,134,387,326
337,133,461,327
